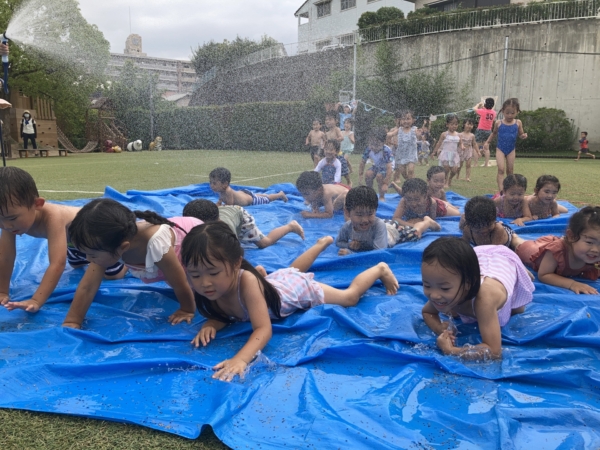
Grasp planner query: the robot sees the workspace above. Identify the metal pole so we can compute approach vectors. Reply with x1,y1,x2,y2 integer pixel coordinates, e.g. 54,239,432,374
500,36,509,105
352,38,357,101
149,78,154,143
0,120,6,167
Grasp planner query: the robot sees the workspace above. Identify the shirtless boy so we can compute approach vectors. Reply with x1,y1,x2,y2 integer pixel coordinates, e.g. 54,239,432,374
209,167,288,207
306,118,326,167
296,171,348,219
324,112,344,144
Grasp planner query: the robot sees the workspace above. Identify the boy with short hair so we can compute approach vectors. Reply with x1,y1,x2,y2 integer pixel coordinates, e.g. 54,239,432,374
336,186,437,256
359,128,394,202
0,167,125,313
296,171,348,219
324,111,344,143
575,132,595,160
314,140,342,184
305,118,326,167
182,199,304,249
209,167,288,206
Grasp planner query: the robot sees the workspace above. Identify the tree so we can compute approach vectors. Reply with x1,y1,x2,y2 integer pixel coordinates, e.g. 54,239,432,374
358,6,404,30
191,35,280,75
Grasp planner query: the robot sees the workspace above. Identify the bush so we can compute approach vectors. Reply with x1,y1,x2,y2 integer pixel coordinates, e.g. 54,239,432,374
516,108,577,153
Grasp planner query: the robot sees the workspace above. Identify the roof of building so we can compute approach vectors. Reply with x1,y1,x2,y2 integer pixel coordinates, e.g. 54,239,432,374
164,93,191,102
294,0,310,16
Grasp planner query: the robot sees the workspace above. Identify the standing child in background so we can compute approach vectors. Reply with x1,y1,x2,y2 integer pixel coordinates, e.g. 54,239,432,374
460,196,521,249
62,199,201,329
20,110,37,151
359,128,394,202
520,175,568,223
494,174,528,226
433,114,463,188
325,111,344,144
457,119,478,182
417,133,431,166
392,110,420,183
474,98,496,167
183,222,399,382
182,199,304,248
210,167,287,206
421,237,534,360
0,168,126,314
516,206,600,294
305,118,326,167
575,132,595,161
340,118,355,176
314,140,342,184
296,171,348,219
338,103,353,130
392,178,460,229
336,186,440,255
484,98,528,194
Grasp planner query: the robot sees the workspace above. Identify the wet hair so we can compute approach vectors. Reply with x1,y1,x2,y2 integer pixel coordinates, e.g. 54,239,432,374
566,206,600,244
402,178,428,196
463,118,475,128
394,110,414,120
325,111,337,120
296,171,323,192
368,127,387,144
534,175,560,194
312,118,322,125
209,167,231,184
422,237,481,303
183,199,219,222
484,98,495,109
180,222,281,323
345,186,378,212
426,165,445,180
69,198,182,254
446,114,459,125
0,167,39,215
502,174,527,193
581,131,588,136
343,117,354,127
324,139,340,152
464,196,496,229
501,98,521,114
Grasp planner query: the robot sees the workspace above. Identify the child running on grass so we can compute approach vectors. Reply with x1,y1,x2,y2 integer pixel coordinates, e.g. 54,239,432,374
392,110,420,183
484,98,528,194
336,186,439,256
359,128,394,202
421,237,534,360
306,118,326,167
433,114,463,188
183,199,304,248
521,175,568,223
340,118,355,180
296,171,348,219
210,167,287,206
457,118,478,182
516,206,600,294
183,221,399,382
574,132,594,161
0,168,126,314
494,174,528,226
62,199,201,329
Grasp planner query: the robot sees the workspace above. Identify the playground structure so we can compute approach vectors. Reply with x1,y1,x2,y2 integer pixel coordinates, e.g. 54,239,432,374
83,97,127,153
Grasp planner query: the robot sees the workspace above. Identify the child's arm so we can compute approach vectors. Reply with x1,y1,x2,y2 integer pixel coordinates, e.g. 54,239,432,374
550,201,561,218
484,121,500,148
62,262,105,328
212,271,273,381
192,318,228,347
336,223,353,256
154,248,196,324
4,222,68,312
222,188,235,206
305,131,312,146
384,162,393,187
537,250,598,294
303,196,335,219
335,127,343,142
358,158,366,184
515,197,534,225
216,192,224,206
349,131,355,144
0,232,16,306
517,119,527,139
421,301,450,335
391,199,414,227
432,132,446,156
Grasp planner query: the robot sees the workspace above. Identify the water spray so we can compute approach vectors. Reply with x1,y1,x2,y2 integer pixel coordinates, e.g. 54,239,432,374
1,32,9,94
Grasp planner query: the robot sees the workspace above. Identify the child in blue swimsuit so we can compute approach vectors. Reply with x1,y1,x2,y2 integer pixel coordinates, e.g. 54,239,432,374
484,98,528,194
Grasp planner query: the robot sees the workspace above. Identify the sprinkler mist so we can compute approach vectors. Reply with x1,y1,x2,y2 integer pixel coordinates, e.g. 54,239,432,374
1,32,8,95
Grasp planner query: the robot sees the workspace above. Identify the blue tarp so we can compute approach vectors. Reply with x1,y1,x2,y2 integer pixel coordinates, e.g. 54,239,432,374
1,183,599,449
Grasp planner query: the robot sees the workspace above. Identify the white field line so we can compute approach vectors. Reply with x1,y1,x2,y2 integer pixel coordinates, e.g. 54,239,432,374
39,190,105,194
183,170,304,184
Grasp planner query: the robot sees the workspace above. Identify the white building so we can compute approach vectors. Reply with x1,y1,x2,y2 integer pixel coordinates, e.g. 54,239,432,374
295,0,414,53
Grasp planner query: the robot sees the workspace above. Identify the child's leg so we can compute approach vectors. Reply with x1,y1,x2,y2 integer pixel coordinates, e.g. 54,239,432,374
265,191,288,202
345,154,353,173
447,167,457,187
255,220,304,248
289,236,333,272
456,161,463,179
465,158,472,181
343,174,352,186
505,151,516,176
444,202,461,216
375,173,387,201
574,151,581,161
319,262,398,307
557,204,568,214
393,166,402,182
390,181,402,195
365,169,375,189
407,216,441,238
406,162,415,180
495,150,507,193
483,144,490,167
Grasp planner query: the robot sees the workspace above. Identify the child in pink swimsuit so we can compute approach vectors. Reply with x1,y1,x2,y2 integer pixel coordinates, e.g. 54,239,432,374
182,222,399,382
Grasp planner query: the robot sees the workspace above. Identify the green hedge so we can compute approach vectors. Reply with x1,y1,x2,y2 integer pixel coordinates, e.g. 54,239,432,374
124,102,312,151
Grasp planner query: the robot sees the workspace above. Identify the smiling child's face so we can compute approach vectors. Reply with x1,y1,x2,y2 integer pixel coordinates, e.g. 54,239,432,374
421,259,467,314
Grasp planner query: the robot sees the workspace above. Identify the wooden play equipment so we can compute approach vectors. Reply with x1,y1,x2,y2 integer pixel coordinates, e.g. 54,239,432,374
85,97,127,152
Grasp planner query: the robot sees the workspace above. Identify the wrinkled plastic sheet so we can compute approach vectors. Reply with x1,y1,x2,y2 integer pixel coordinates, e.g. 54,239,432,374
1,183,599,449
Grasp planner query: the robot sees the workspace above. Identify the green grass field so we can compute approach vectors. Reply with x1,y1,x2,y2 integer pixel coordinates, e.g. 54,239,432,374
1,149,599,449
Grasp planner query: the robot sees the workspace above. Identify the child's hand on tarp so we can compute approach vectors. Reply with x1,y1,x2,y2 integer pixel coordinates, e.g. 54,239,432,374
212,357,247,382
4,298,41,313
168,308,194,325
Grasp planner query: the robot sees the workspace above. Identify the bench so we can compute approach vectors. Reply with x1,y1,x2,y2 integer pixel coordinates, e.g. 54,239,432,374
19,149,67,158
40,149,67,157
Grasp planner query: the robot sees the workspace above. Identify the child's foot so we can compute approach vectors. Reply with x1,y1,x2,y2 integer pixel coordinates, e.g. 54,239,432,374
255,265,268,277
288,220,305,240
279,191,288,202
466,178,471,182
377,262,399,295
423,216,441,232
316,235,334,249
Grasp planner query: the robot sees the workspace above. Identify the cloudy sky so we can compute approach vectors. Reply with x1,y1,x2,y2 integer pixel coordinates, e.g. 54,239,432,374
78,0,302,61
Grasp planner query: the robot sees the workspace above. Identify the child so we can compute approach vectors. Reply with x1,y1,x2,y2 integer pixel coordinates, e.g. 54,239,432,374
417,133,431,166
392,110,420,183
305,118,326,167
0,167,126,314
516,206,600,294
433,115,463,188
209,167,287,207
338,103,353,130
457,119,478,182
520,175,568,223
460,196,521,249
494,174,528,226
296,171,348,219
20,110,37,150
474,98,496,167
182,199,304,249
358,128,394,202
62,199,201,329
340,118,355,176
314,140,342,184
336,186,439,256
421,237,534,359
392,178,460,228
325,111,344,144
484,98,528,194
425,166,447,201
183,222,399,382
574,131,595,161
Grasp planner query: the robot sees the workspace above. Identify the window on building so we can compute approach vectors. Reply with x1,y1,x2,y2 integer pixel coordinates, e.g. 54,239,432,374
299,11,309,25
316,1,331,18
341,0,356,10
367,0,380,3
443,2,458,11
